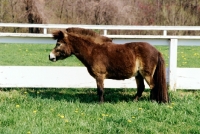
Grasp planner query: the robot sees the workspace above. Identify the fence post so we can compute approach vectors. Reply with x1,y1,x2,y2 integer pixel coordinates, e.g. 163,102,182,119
43,28,47,34
163,30,167,36
169,38,178,91
103,29,107,35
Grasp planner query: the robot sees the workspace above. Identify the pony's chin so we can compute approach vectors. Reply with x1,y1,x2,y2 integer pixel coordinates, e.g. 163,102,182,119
49,58,57,62
57,56,67,61
52,58,57,62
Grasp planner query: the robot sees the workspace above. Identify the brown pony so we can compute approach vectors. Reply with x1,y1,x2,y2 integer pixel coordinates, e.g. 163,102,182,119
49,30,169,103
66,27,112,44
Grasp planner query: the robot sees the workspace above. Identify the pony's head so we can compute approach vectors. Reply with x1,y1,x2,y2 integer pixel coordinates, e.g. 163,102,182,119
49,30,71,62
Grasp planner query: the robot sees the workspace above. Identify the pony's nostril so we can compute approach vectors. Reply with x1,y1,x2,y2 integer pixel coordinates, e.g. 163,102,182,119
49,53,56,61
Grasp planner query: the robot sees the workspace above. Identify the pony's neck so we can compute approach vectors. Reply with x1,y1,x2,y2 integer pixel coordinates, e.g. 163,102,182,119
68,34,94,66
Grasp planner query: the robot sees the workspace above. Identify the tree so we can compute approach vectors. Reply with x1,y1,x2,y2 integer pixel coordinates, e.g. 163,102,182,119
1,0,200,35
24,0,45,33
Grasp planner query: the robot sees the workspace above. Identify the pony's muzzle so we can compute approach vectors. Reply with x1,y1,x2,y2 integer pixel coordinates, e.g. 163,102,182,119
49,52,56,62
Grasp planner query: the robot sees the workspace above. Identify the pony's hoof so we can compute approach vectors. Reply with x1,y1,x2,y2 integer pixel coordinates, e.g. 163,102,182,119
133,96,139,102
98,99,104,104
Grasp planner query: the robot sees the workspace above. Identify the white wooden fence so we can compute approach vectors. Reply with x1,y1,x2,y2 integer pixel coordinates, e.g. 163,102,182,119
1,23,200,90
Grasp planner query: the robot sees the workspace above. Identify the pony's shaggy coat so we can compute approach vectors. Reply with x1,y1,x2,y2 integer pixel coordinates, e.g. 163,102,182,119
49,29,169,103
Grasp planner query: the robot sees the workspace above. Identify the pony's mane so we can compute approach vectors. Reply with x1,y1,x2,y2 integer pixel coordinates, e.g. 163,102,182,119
52,30,98,42
66,27,98,37
66,27,112,43
52,28,112,46
68,32,99,46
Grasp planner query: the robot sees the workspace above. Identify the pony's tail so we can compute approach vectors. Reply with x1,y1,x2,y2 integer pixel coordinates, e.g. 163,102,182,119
151,52,169,103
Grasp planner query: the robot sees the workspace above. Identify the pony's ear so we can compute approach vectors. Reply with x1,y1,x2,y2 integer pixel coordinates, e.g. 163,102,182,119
52,30,66,40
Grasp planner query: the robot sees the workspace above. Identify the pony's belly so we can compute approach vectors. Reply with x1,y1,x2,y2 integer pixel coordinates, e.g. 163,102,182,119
106,72,137,80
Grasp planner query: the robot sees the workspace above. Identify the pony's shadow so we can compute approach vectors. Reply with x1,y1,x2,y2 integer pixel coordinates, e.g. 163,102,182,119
25,88,150,103
1,88,150,103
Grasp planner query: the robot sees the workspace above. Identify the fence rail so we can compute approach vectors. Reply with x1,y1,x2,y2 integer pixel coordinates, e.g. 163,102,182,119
1,23,200,90
2,23,200,35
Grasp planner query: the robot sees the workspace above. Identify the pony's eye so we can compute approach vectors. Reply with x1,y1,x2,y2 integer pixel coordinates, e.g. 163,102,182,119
56,43,60,47
60,51,65,56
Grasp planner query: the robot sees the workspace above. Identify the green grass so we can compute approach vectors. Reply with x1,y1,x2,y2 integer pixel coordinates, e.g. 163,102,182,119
0,88,200,134
0,43,82,66
1,43,200,67
156,45,200,67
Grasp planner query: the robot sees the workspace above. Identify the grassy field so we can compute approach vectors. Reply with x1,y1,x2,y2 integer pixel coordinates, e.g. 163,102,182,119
0,43,82,66
0,43,200,67
0,88,200,134
0,43,200,133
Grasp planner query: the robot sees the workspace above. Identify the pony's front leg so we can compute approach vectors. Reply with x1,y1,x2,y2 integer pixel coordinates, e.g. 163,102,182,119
96,77,105,103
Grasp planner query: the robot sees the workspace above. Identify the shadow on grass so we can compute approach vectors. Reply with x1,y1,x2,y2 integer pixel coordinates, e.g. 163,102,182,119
1,88,150,103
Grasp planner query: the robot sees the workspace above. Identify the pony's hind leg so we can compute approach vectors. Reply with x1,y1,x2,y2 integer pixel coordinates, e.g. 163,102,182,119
139,71,156,101
143,75,155,90
134,73,145,101
139,70,155,89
